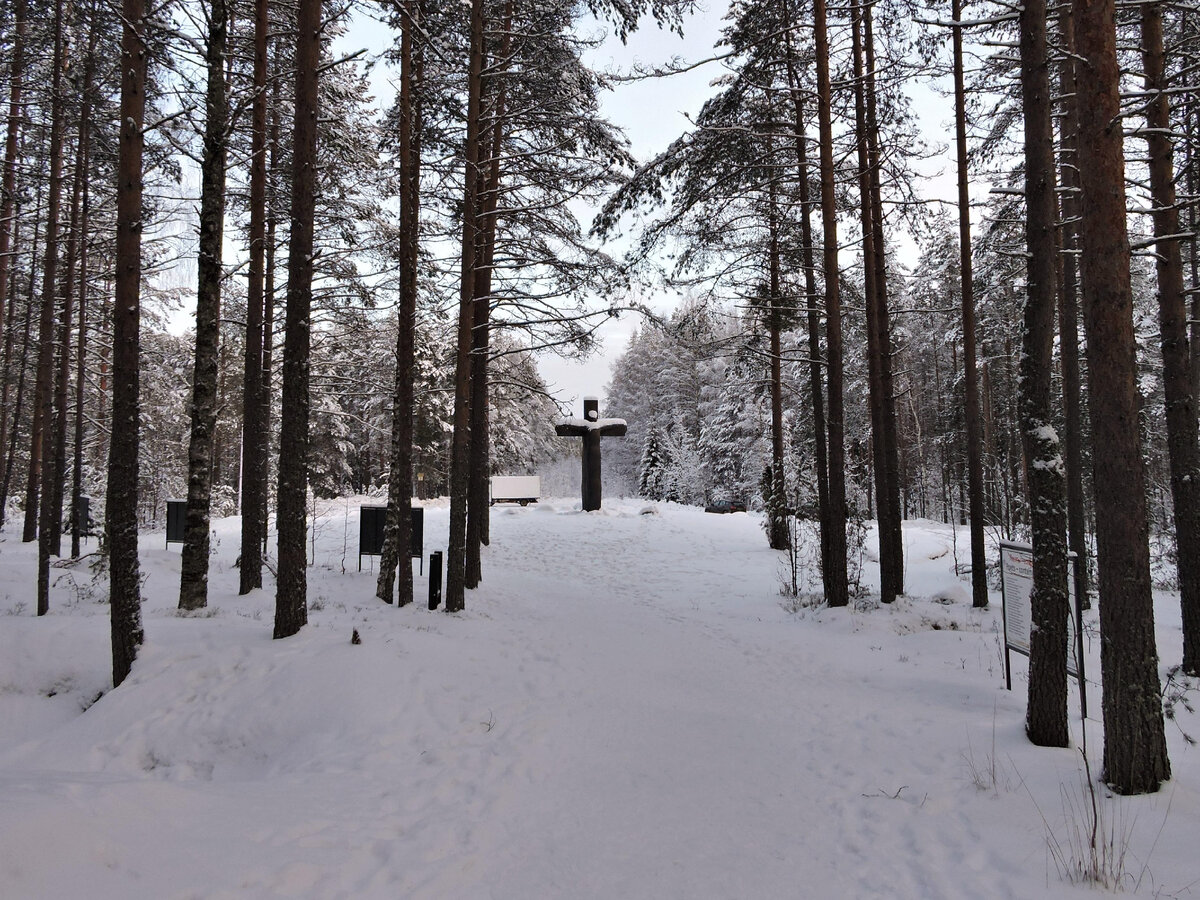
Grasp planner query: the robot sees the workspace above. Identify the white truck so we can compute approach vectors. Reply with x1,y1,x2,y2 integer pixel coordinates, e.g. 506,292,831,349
489,475,541,507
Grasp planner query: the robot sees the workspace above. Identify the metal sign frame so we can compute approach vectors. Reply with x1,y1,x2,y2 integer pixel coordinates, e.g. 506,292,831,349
999,540,1088,720
359,505,424,574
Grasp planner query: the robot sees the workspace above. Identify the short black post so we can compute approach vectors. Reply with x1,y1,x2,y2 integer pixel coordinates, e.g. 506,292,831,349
428,551,443,610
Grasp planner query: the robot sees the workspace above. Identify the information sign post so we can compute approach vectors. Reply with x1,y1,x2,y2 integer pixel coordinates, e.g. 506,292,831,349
999,540,1087,719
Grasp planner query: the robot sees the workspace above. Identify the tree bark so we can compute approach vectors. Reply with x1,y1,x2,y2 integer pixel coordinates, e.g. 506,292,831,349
109,0,148,686
446,0,486,613
465,0,512,588
50,66,89,559
1018,0,1069,747
1,189,37,525
238,0,270,595
0,0,27,488
766,136,789,552
35,0,68,616
813,0,849,607
62,8,97,561
70,148,90,560
262,81,281,521
180,0,229,612
1073,0,1170,792
1055,7,1090,614
1141,0,1200,675
779,12,831,584
378,0,423,607
951,0,987,608
850,5,893,600
275,0,323,639
863,4,903,599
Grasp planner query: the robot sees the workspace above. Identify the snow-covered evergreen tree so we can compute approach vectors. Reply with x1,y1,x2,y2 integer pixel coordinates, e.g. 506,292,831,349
638,424,670,500
698,351,768,504
662,426,705,505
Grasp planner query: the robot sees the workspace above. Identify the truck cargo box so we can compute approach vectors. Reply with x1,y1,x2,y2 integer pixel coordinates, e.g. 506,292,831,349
490,475,541,506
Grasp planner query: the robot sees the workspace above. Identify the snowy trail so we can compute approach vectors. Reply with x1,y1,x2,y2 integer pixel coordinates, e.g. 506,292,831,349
459,507,1035,899
1,499,1197,898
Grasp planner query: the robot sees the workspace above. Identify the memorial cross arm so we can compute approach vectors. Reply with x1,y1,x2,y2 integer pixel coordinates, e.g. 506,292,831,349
554,416,628,438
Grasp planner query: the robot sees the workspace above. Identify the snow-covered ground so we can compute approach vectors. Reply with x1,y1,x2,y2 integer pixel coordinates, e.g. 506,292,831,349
1,498,1197,898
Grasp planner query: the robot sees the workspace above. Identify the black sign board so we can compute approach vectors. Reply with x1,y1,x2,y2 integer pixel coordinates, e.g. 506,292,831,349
411,508,423,562
166,499,187,547
360,506,388,557
359,506,424,572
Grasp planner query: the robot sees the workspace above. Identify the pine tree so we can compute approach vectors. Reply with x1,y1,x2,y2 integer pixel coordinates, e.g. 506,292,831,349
109,0,149,686
180,0,230,612
1018,0,1069,747
238,0,271,596
1141,0,1200,675
275,0,323,640
1073,0,1170,793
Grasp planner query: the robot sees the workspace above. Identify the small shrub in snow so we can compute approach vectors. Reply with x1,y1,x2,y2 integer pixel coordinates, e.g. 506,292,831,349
1162,666,1197,746
1028,736,1160,892
846,512,868,598
1043,769,1135,890
779,593,823,614
961,711,1010,795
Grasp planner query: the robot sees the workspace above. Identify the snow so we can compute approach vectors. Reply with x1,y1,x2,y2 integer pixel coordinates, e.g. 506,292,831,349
554,415,628,431
1,500,1198,898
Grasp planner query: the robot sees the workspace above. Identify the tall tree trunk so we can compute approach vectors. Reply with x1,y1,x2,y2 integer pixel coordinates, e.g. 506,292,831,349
180,0,229,612
377,0,423,607
262,81,281,527
465,0,512,588
464,121,495,587
1186,29,1200,404
863,4,903,599
1,187,36,528
53,8,97,559
780,10,831,582
275,0,322,639
1055,7,1090,613
70,158,89,560
1073,0,1170,792
813,0,848,607
766,133,789,552
35,0,68,616
850,4,893,600
0,0,27,484
446,0,486,613
95,284,109,469
50,103,86,559
1142,2,1200,673
1018,0,1069,747
0,204,31,524
109,0,148,686
951,0,987,607
239,0,270,595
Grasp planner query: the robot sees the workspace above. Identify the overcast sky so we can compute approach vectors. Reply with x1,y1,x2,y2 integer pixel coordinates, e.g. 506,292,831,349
341,2,963,414
537,4,731,411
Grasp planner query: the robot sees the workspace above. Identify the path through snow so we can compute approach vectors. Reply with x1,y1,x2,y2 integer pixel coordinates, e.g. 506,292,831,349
0,498,1196,898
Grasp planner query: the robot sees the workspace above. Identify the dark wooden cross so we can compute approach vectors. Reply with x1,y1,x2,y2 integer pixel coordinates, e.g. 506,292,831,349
555,397,627,511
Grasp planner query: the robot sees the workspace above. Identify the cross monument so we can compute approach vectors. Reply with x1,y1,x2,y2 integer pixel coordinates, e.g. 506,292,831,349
555,397,627,511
